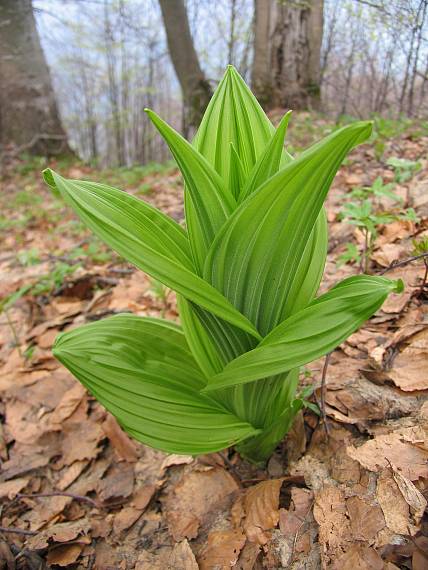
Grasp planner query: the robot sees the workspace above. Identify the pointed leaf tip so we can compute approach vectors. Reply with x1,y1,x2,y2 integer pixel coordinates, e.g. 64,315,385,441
394,278,405,293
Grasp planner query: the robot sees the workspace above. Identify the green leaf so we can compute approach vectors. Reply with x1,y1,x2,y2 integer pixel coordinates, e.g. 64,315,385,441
145,109,234,272
204,276,402,391
204,121,372,336
239,111,292,202
43,169,261,340
193,66,274,184
53,314,260,455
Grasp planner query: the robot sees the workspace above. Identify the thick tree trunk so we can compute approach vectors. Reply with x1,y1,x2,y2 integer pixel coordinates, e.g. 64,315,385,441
252,0,324,111
0,0,71,156
159,0,211,134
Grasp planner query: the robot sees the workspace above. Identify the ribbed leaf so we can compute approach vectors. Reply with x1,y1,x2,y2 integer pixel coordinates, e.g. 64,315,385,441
53,315,259,455
239,111,292,202
145,109,234,271
176,295,224,377
204,276,402,391
193,66,274,184
44,169,261,340
204,121,372,336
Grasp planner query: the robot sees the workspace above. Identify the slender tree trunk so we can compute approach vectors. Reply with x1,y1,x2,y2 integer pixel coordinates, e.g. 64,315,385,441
252,0,324,111
252,0,273,108
0,0,71,156
407,0,427,116
159,0,212,134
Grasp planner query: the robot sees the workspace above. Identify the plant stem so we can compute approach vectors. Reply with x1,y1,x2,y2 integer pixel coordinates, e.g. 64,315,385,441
4,309,22,357
419,258,428,297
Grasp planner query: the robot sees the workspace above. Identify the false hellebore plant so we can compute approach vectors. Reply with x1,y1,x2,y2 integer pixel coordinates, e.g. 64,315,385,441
44,67,402,464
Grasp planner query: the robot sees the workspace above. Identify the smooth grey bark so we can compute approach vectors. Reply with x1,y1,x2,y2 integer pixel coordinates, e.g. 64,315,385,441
159,0,211,133
0,0,71,156
252,0,324,111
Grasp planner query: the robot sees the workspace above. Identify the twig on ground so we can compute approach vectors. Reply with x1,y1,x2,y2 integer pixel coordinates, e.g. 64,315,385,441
17,491,100,509
379,252,428,274
0,526,37,536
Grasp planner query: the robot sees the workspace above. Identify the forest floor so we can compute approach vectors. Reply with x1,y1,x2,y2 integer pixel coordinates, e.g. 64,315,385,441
1,113,428,569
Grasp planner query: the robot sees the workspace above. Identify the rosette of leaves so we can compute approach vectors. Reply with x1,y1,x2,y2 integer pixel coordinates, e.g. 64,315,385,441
44,67,402,464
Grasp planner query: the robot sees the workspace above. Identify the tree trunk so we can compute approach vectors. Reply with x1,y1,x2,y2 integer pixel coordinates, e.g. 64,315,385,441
0,0,71,156
159,0,211,134
252,0,324,111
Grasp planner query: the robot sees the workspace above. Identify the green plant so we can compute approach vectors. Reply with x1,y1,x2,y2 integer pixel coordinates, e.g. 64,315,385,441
387,157,421,183
412,237,428,297
43,67,402,464
349,176,402,206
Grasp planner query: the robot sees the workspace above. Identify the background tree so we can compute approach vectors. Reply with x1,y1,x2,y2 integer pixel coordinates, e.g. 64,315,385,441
158,0,212,134
252,0,324,111
0,0,71,156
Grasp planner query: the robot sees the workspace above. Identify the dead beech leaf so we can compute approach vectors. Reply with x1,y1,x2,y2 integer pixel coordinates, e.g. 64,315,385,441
46,543,83,567
97,462,134,504
331,543,383,570
160,453,194,471
391,468,427,525
198,529,246,570
132,484,157,510
313,486,351,552
26,519,91,550
48,382,87,427
346,496,385,542
235,542,261,570
372,242,406,268
376,470,415,535
347,426,428,481
113,506,144,535
279,487,313,536
57,460,89,491
168,540,199,570
60,420,104,466
241,478,283,545
102,414,138,462
388,329,428,391
164,467,238,541
0,477,28,499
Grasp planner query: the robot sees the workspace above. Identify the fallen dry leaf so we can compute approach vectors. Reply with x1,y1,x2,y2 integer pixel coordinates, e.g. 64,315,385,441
331,543,383,570
239,478,283,545
97,462,135,504
346,495,385,542
347,424,428,481
376,469,415,535
388,329,428,391
198,529,246,569
391,467,427,525
168,540,199,570
164,466,239,541
46,543,83,566
26,519,91,549
0,476,28,499
101,413,139,463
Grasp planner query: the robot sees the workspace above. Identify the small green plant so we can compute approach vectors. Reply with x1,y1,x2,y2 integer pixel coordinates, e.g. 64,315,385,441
412,237,428,297
44,67,402,464
32,262,79,296
387,157,421,184
17,247,41,266
339,173,419,272
349,176,402,206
